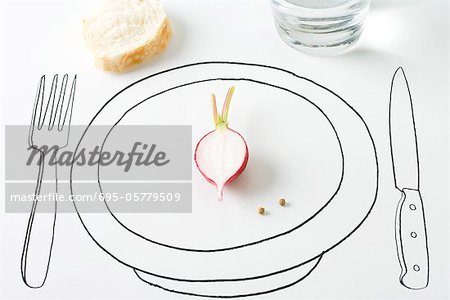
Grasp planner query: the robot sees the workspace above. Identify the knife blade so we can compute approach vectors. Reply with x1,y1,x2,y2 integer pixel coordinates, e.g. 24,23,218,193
389,67,429,290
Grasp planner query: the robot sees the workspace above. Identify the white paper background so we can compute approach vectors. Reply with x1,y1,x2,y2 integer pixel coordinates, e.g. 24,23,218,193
0,0,448,299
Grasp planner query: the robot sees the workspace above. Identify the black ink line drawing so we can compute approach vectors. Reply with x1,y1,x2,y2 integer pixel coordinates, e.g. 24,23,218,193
134,253,324,298
389,67,429,290
21,74,77,288
69,61,379,297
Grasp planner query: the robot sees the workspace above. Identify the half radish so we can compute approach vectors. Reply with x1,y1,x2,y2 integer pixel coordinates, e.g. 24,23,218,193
194,86,249,201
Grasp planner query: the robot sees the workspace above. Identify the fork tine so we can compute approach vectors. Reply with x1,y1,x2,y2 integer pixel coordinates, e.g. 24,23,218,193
28,75,45,146
31,76,45,127
58,75,76,131
38,74,58,130
50,74,68,130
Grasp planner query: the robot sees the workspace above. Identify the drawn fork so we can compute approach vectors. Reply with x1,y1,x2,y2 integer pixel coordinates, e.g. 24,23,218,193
21,74,76,288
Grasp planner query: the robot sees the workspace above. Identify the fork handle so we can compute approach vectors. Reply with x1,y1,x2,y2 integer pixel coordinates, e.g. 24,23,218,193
20,152,58,288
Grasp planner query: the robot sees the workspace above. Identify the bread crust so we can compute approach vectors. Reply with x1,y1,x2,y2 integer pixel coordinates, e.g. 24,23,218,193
92,17,171,72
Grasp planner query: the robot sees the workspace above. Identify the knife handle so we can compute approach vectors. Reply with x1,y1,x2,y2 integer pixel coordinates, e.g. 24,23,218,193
395,188,429,290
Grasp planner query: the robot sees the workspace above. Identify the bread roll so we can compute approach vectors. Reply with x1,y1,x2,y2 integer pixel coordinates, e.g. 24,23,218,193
83,0,171,72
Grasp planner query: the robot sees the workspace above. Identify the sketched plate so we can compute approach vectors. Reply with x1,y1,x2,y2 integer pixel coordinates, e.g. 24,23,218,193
70,62,378,297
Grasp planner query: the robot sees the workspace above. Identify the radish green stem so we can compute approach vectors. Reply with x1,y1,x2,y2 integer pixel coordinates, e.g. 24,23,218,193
221,86,235,125
211,86,235,129
211,93,219,125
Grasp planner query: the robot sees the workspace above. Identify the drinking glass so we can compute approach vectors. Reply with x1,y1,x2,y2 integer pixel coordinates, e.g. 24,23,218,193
271,0,371,56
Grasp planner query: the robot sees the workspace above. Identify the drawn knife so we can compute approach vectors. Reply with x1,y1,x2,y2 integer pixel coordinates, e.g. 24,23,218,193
389,67,429,290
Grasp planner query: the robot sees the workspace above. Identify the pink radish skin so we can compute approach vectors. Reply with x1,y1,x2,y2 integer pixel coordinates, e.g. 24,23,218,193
194,87,249,201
